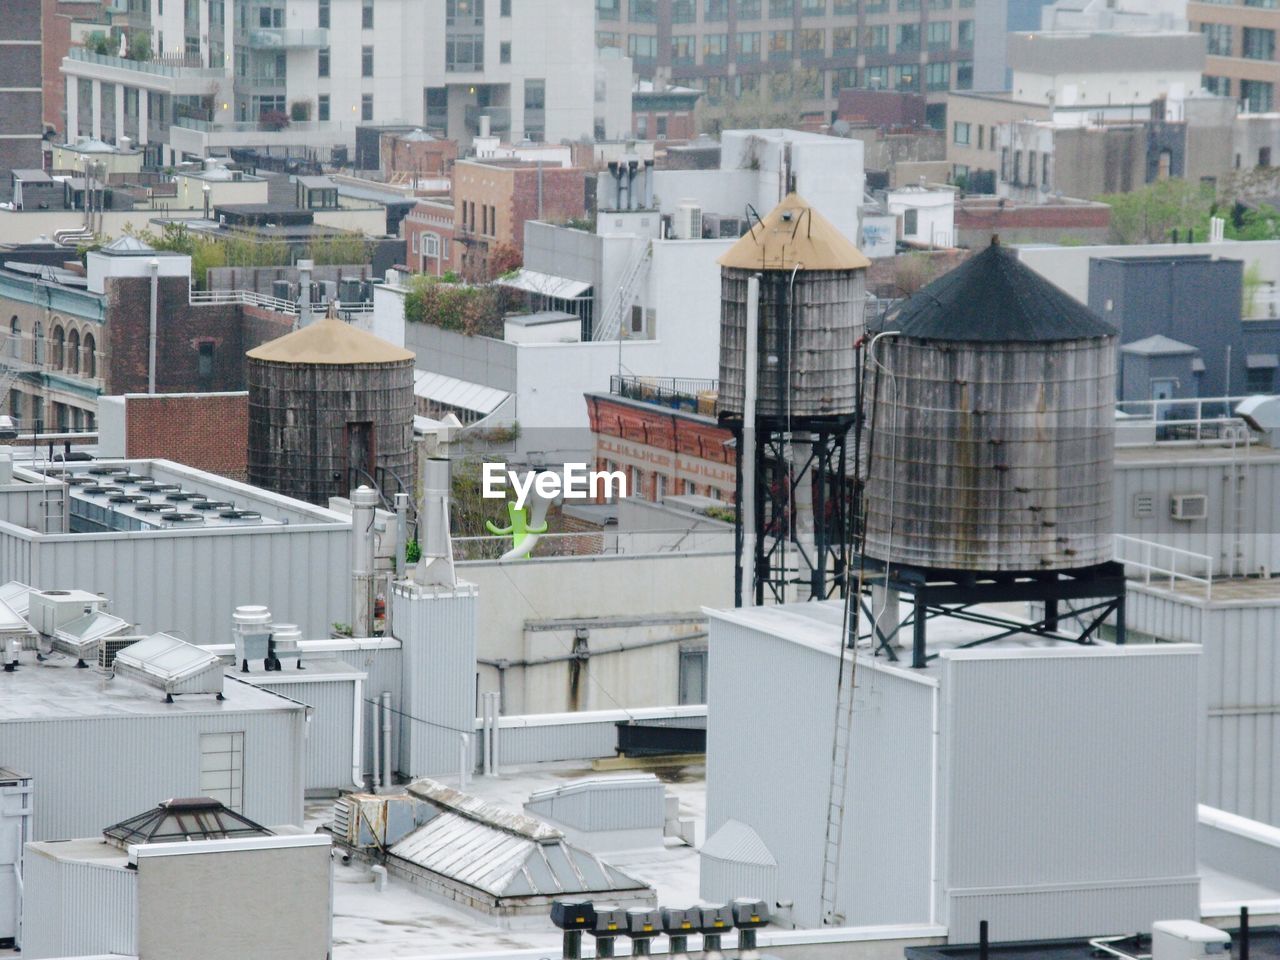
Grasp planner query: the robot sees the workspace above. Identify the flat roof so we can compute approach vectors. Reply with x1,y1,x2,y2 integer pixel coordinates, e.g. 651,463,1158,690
908,928,1280,960
1114,443,1280,465
0,659,302,722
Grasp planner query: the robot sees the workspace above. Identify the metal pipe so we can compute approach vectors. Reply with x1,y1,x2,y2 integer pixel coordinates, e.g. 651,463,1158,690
1240,906,1250,960
490,691,500,775
351,677,365,790
979,921,989,960
394,491,409,575
350,486,379,637
740,275,761,607
482,692,493,776
297,257,314,329
563,931,583,960
459,732,469,789
371,694,381,789
147,258,159,393
381,690,392,789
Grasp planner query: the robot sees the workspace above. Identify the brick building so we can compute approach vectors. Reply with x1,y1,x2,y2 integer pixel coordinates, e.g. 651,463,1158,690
586,385,736,503
99,392,251,480
632,82,701,141
1,0,45,190
953,196,1111,247
452,158,587,280
379,129,458,181
403,199,457,277
44,0,106,134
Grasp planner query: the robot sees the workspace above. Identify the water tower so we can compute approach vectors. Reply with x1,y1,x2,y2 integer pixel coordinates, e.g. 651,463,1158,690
862,240,1127,667
717,193,871,604
246,311,415,506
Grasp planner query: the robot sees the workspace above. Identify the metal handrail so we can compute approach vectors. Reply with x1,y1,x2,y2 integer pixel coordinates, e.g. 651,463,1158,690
189,289,374,315
1114,534,1215,600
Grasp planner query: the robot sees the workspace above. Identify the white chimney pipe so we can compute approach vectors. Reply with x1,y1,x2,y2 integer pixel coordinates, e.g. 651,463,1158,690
381,691,393,789
350,486,379,637
297,258,314,330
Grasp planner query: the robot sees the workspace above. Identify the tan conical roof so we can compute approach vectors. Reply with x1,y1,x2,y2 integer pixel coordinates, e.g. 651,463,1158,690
719,192,870,272
246,316,414,365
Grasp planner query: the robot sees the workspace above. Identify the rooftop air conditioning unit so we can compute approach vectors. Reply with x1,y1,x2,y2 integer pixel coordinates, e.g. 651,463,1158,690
672,201,702,241
28,589,106,638
1170,493,1208,521
100,634,142,670
332,794,428,848
1151,921,1231,960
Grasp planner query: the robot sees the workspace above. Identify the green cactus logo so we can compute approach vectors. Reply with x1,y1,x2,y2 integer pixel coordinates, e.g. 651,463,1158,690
485,501,548,559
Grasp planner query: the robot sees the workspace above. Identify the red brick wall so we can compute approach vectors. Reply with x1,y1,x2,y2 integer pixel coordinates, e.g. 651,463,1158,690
102,277,292,395
44,1,102,132
124,393,249,480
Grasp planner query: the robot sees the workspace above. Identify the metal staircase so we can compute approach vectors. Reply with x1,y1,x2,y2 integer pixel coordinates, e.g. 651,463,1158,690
592,241,652,342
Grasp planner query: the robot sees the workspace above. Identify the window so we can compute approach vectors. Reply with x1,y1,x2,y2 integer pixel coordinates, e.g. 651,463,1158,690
678,646,707,704
1042,151,1050,186
956,60,973,90
903,207,918,235
52,325,64,368
597,0,619,18
769,0,793,15
501,0,511,13
628,34,657,61
1243,27,1275,61
926,61,950,90
597,30,622,50
1242,80,1274,112
833,26,854,53
447,34,484,70
706,0,727,18
899,0,919,9
198,341,215,387
1246,366,1275,393
706,32,727,63
83,333,96,377
769,30,792,60
864,65,888,89
865,24,888,52
424,233,440,257
672,34,695,64
1027,149,1037,186
799,28,824,60
831,66,856,94
1262,146,1273,167
7,317,18,360
977,125,984,149
927,20,950,48
953,120,970,145
802,0,825,13
1245,0,1277,7
32,321,43,366
656,115,667,138
630,0,657,20
318,0,329,27
1201,23,1232,57
895,63,919,91
500,41,511,63
362,45,374,76
67,329,80,373
897,23,919,53
737,31,761,61
318,46,329,77
1204,75,1230,97
200,732,244,812
737,0,760,19
958,19,974,47
361,93,373,121
318,93,330,120
673,0,696,20
362,0,373,27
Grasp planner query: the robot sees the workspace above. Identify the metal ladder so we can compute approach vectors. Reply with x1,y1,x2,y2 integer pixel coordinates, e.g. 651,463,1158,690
593,240,652,341
1226,423,1251,578
819,601,860,925
40,482,66,533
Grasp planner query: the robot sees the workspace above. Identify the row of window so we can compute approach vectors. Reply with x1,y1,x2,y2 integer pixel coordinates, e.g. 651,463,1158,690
8,319,99,378
1199,22,1276,60
689,60,969,101
1203,75,1275,112
316,0,374,29
315,0,512,30
597,0,973,20
410,231,450,261
607,20,973,62
7,392,97,434
952,120,997,150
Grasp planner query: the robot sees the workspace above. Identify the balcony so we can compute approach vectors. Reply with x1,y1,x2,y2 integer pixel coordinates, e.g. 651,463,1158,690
247,28,330,49
66,46,225,80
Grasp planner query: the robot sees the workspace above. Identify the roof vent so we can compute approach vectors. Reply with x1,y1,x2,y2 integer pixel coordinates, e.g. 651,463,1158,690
103,796,273,849
161,512,205,524
220,510,263,521
191,500,235,512
112,633,225,702
134,503,177,514
165,492,207,502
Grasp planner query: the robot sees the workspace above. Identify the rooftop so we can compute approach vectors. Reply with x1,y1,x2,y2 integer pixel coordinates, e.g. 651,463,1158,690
907,928,1280,960
247,316,414,365
719,192,870,272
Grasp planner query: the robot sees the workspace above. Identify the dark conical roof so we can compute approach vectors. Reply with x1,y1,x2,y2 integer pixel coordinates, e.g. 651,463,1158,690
103,797,273,849
890,241,1116,343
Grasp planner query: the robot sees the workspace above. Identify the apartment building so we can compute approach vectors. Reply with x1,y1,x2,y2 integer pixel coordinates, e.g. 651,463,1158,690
1191,0,1279,113
596,0,1009,130
61,0,602,164
1,0,45,189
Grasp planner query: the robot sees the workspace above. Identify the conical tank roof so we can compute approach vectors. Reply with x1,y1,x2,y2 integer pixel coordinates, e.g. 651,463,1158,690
889,240,1116,343
246,316,414,365
719,192,870,272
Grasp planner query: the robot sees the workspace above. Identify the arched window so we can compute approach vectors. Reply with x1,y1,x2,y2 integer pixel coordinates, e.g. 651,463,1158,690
67,329,80,374
52,325,65,369
32,321,44,366
8,317,19,360
83,333,96,378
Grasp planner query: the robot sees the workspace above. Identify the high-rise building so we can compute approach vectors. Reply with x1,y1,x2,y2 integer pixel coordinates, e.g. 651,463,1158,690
0,0,45,188
61,0,605,164
596,0,1010,130
1191,0,1278,113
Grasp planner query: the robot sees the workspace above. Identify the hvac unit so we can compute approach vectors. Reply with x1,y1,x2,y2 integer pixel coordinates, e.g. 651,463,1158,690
272,279,295,302
28,589,105,637
672,201,702,240
1170,493,1208,521
332,794,427,849
717,216,748,239
99,634,142,669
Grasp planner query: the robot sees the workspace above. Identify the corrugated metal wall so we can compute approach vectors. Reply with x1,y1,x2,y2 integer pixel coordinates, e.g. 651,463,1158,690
701,856,779,909
525,780,665,831
21,853,137,960
6,708,306,842
394,583,478,778
941,648,1201,941
706,615,936,929
25,525,351,645
1114,455,1280,576
254,675,357,794
330,646,402,780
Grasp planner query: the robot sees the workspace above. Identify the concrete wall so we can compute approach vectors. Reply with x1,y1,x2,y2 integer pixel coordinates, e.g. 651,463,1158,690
461,551,734,714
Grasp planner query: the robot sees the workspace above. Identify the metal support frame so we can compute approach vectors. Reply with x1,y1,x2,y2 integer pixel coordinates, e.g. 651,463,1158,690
857,561,1128,668
728,414,855,605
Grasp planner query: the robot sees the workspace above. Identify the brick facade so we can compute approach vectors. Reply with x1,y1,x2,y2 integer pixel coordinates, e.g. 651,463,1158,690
122,392,249,480
403,199,457,276
586,394,736,503
101,276,292,396
452,159,586,280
